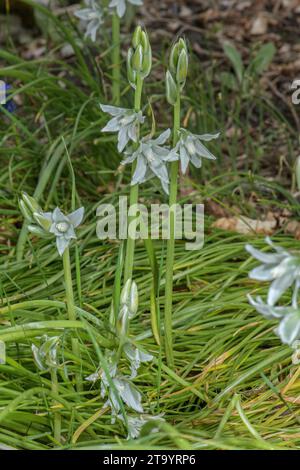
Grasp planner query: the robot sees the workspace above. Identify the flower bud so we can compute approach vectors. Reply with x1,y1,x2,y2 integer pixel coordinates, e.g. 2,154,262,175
21,192,40,218
127,48,136,89
132,44,143,73
167,37,188,94
33,212,52,232
120,279,138,318
166,70,178,105
127,26,152,89
132,25,142,49
19,199,33,222
28,224,50,238
176,48,188,88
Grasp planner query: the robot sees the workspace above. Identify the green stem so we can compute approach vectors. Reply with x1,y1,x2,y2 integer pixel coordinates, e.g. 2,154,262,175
50,368,61,444
123,75,143,283
164,95,180,368
112,13,121,105
62,247,82,391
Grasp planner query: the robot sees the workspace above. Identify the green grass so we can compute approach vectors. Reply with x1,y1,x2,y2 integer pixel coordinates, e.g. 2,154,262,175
0,3,299,450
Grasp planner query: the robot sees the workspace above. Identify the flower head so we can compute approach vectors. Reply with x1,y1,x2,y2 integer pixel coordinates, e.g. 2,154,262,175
109,0,143,18
246,238,300,306
167,128,219,174
19,193,84,256
100,104,145,152
248,295,300,346
49,207,84,256
75,0,104,42
32,335,60,371
122,129,171,194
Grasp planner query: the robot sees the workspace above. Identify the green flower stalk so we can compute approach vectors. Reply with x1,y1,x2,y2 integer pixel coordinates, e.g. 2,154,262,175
163,38,188,367
19,193,84,389
123,26,151,283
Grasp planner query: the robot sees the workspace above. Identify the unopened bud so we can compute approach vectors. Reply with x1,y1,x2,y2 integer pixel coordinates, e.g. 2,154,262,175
166,70,178,105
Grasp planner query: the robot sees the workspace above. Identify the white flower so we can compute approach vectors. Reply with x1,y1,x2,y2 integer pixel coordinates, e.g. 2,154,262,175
248,295,300,345
118,414,164,440
75,0,104,42
167,128,219,174
246,238,300,306
122,129,171,194
48,207,84,256
109,0,143,18
100,104,145,152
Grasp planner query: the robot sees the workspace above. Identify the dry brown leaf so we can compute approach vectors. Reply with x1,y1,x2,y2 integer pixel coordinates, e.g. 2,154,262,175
250,13,268,35
212,215,277,235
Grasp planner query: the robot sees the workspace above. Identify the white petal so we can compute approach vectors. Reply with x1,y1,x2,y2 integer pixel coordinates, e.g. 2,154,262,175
268,273,295,306
68,207,84,228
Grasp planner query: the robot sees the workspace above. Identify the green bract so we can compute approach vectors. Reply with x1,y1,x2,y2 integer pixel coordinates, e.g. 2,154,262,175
127,26,152,89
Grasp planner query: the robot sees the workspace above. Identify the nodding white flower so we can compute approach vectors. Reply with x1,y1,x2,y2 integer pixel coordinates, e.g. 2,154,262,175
48,207,85,256
118,414,164,440
109,0,143,18
32,335,60,371
248,295,300,346
75,0,104,42
122,129,171,194
100,104,145,152
167,128,219,174
246,238,300,306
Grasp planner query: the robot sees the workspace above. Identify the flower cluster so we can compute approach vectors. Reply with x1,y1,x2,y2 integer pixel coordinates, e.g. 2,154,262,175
100,106,219,193
75,0,144,41
246,237,300,346
86,279,155,438
19,192,84,256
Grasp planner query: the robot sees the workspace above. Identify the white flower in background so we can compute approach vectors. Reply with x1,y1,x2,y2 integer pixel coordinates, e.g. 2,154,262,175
75,0,104,42
122,129,171,194
48,207,85,256
123,343,153,378
247,295,300,345
246,238,300,306
167,128,219,174
100,104,145,152
118,414,164,440
109,0,143,18
292,340,300,365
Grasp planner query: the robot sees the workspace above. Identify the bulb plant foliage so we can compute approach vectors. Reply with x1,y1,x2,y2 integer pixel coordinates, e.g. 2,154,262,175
246,237,300,346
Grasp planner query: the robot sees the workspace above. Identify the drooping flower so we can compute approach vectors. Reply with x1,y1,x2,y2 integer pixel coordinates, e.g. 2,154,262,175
246,238,300,306
32,335,60,371
48,207,85,256
248,295,300,345
100,104,145,152
74,0,104,42
109,0,143,18
167,128,219,174
121,129,171,194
